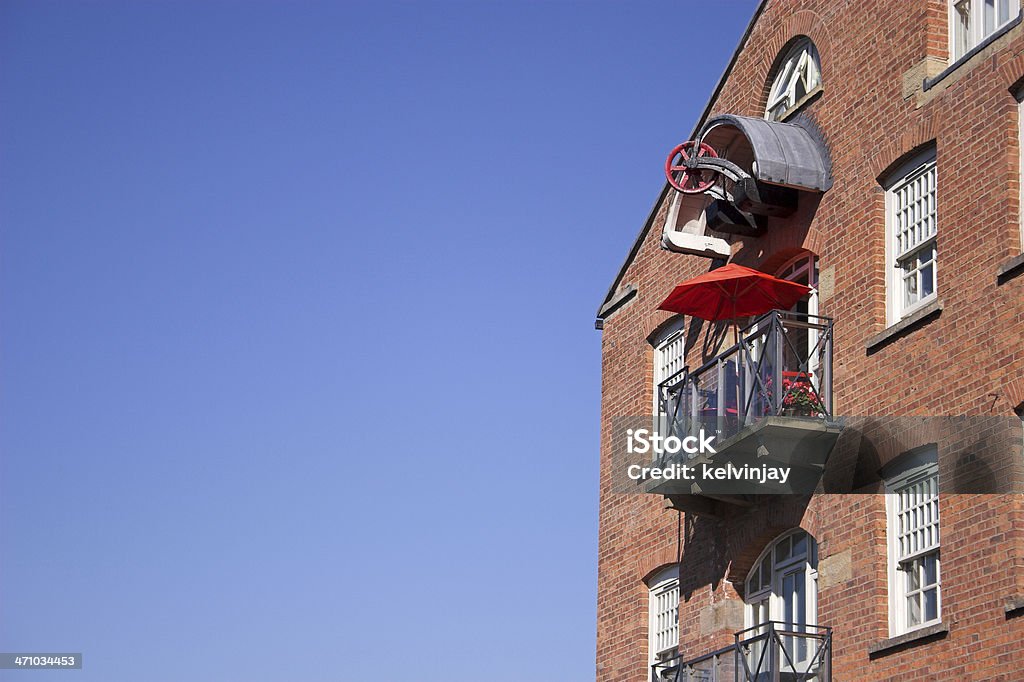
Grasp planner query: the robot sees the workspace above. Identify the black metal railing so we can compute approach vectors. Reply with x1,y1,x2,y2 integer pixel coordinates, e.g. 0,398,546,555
656,310,834,448
651,644,735,682
651,622,832,682
735,622,832,682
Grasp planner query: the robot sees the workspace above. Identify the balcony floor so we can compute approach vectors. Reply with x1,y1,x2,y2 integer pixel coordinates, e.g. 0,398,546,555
644,416,843,498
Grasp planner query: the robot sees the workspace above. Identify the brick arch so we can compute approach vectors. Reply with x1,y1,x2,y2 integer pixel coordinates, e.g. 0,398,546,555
802,227,827,259
1002,374,1024,413
745,224,827,267
724,498,817,589
640,547,680,585
996,53,1024,93
726,524,821,593
869,117,938,180
759,247,819,277
644,310,681,343
757,10,834,115
799,505,824,541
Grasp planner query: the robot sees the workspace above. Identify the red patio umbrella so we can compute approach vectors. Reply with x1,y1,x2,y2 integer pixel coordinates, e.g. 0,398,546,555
658,263,810,321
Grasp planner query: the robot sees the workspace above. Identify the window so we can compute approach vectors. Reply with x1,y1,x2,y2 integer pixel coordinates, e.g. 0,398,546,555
744,530,819,672
745,530,818,630
951,0,1020,61
648,566,679,670
764,38,822,121
653,317,686,416
885,448,941,635
885,148,938,324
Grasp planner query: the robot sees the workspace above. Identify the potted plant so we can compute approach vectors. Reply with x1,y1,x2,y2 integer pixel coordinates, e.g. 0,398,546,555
781,378,821,417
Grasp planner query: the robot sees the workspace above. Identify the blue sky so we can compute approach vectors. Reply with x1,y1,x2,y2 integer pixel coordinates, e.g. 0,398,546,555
0,2,756,680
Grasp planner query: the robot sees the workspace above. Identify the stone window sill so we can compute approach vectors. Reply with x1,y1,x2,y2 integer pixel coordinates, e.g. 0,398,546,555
868,622,949,658
1006,595,1024,617
865,299,943,353
923,12,1023,91
997,253,1024,284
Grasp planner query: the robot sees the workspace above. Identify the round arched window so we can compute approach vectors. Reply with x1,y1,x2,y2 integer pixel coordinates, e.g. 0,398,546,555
765,38,822,121
744,530,821,674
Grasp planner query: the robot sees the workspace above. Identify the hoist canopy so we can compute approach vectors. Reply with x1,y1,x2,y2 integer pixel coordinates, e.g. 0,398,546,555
697,114,832,192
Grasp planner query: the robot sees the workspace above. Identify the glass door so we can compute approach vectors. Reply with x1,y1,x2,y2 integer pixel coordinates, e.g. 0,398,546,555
744,531,819,679
775,255,821,411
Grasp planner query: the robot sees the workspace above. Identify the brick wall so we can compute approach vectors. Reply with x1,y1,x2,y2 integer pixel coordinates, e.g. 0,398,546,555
596,0,1024,680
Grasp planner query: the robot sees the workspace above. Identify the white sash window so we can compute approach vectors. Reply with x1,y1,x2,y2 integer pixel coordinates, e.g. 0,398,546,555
886,454,941,635
653,317,686,418
648,565,680,672
951,0,1020,61
885,148,938,324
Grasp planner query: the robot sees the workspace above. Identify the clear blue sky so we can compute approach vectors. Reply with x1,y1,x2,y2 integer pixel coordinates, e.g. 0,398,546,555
0,2,755,680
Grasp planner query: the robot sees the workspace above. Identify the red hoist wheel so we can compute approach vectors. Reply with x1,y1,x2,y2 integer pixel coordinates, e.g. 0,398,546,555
665,141,719,194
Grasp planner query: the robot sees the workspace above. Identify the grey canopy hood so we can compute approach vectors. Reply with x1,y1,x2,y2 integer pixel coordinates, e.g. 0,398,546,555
697,114,833,192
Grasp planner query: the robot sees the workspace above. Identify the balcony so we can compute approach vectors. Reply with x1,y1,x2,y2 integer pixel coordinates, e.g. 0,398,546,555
650,310,842,505
652,622,832,682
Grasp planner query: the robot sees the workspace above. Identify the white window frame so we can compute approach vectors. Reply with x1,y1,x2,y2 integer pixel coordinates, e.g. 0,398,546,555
648,566,680,672
1018,90,1024,253
744,529,818,631
653,317,687,417
885,448,941,637
743,530,819,674
950,0,1020,62
764,38,822,122
884,148,938,325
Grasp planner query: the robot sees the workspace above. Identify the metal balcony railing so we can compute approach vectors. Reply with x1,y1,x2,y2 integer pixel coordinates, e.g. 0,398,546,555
651,644,735,682
735,622,832,682
656,310,834,448
651,622,832,682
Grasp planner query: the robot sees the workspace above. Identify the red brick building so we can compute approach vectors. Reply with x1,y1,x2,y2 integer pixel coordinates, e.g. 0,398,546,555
594,1,1024,680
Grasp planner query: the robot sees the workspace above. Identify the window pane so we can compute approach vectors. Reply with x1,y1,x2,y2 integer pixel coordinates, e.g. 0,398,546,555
904,269,918,307
908,592,922,626
782,573,795,624
776,536,792,563
924,588,939,621
907,561,921,591
920,263,934,299
955,0,972,58
923,553,938,585
795,571,806,624
792,532,807,558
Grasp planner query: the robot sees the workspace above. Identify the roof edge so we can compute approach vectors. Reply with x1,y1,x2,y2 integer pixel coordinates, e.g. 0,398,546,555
595,0,768,326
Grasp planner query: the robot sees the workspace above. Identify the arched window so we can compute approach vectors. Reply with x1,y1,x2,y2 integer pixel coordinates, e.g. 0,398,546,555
764,38,822,121
744,530,819,670
647,565,679,672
